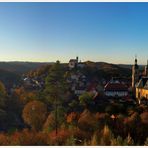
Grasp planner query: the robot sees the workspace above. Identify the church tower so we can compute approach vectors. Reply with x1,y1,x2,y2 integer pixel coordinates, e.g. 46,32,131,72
144,60,148,77
132,56,139,90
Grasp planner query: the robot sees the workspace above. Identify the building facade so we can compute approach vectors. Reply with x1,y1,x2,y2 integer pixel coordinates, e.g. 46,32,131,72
104,79,128,97
132,58,148,102
136,77,148,100
68,57,78,69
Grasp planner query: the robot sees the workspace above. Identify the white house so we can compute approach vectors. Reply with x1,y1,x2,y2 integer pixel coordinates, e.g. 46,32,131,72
104,79,128,97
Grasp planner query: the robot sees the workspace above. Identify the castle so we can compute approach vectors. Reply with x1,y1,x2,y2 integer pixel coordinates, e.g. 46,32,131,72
132,57,148,101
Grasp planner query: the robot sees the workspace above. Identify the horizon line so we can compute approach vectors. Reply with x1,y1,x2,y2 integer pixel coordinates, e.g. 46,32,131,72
0,60,147,65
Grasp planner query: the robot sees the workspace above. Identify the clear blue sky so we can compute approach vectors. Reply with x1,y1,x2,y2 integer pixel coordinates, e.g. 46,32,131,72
0,2,148,64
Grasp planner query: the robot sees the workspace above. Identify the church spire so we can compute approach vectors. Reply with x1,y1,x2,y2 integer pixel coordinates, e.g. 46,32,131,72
134,54,138,69
132,55,139,91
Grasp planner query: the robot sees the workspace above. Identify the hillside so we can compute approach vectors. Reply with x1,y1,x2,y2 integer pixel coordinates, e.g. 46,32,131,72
83,61,131,80
0,62,53,89
0,61,132,88
0,69,21,89
0,62,52,75
24,61,132,82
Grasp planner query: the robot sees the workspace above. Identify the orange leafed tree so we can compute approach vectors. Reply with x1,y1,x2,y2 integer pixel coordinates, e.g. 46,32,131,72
78,109,98,132
22,100,47,131
48,128,71,145
66,112,79,124
43,113,55,132
14,87,39,105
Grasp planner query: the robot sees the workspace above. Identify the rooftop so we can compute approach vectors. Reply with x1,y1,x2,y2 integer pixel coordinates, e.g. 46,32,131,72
104,80,128,91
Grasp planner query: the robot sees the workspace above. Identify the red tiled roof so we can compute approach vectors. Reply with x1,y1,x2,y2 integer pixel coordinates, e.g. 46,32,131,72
104,81,128,91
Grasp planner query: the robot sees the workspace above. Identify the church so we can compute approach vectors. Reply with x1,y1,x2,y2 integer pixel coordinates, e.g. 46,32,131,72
132,57,148,102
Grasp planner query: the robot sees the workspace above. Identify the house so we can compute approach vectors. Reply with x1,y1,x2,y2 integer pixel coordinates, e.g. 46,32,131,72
74,88,86,96
104,79,128,97
69,57,78,69
136,77,148,101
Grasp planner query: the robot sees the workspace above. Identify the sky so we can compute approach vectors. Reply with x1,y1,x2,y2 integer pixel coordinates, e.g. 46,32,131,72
0,2,148,64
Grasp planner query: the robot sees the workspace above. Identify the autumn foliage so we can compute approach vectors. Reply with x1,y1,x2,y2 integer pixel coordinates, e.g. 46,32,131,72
78,109,97,132
48,128,71,145
22,100,47,131
0,129,49,146
66,112,80,124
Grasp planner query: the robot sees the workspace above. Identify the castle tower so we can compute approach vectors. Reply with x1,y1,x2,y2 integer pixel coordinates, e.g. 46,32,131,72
132,56,139,90
144,60,148,76
76,56,79,63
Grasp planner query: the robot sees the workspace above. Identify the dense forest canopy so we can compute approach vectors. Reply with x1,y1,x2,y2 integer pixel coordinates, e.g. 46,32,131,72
0,61,147,146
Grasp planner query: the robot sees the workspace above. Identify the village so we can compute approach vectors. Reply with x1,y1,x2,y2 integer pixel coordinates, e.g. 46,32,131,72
22,56,148,106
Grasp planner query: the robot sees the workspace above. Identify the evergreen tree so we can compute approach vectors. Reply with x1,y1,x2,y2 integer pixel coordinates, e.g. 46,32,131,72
44,61,68,135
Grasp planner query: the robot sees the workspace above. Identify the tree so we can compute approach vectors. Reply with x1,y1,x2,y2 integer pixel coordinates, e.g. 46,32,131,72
44,61,68,135
90,133,98,145
43,113,55,132
140,112,148,124
14,87,39,105
43,106,66,133
111,135,134,146
95,112,111,130
124,112,141,143
79,92,94,109
0,81,9,130
66,112,79,126
22,100,47,131
100,125,114,145
68,99,80,111
105,103,124,115
44,61,68,105
0,81,7,108
78,109,97,132
49,128,71,145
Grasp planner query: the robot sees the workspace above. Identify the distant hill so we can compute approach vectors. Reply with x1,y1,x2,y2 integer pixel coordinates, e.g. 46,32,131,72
83,61,131,80
0,62,53,75
0,69,21,89
118,64,146,70
0,62,54,88
117,64,132,69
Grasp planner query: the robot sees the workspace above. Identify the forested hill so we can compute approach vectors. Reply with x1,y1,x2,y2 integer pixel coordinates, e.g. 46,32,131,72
82,61,132,79
26,61,132,80
0,61,135,76
0,61,132,88
0,62,52,75
0,69,21,89
0,62,52,88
